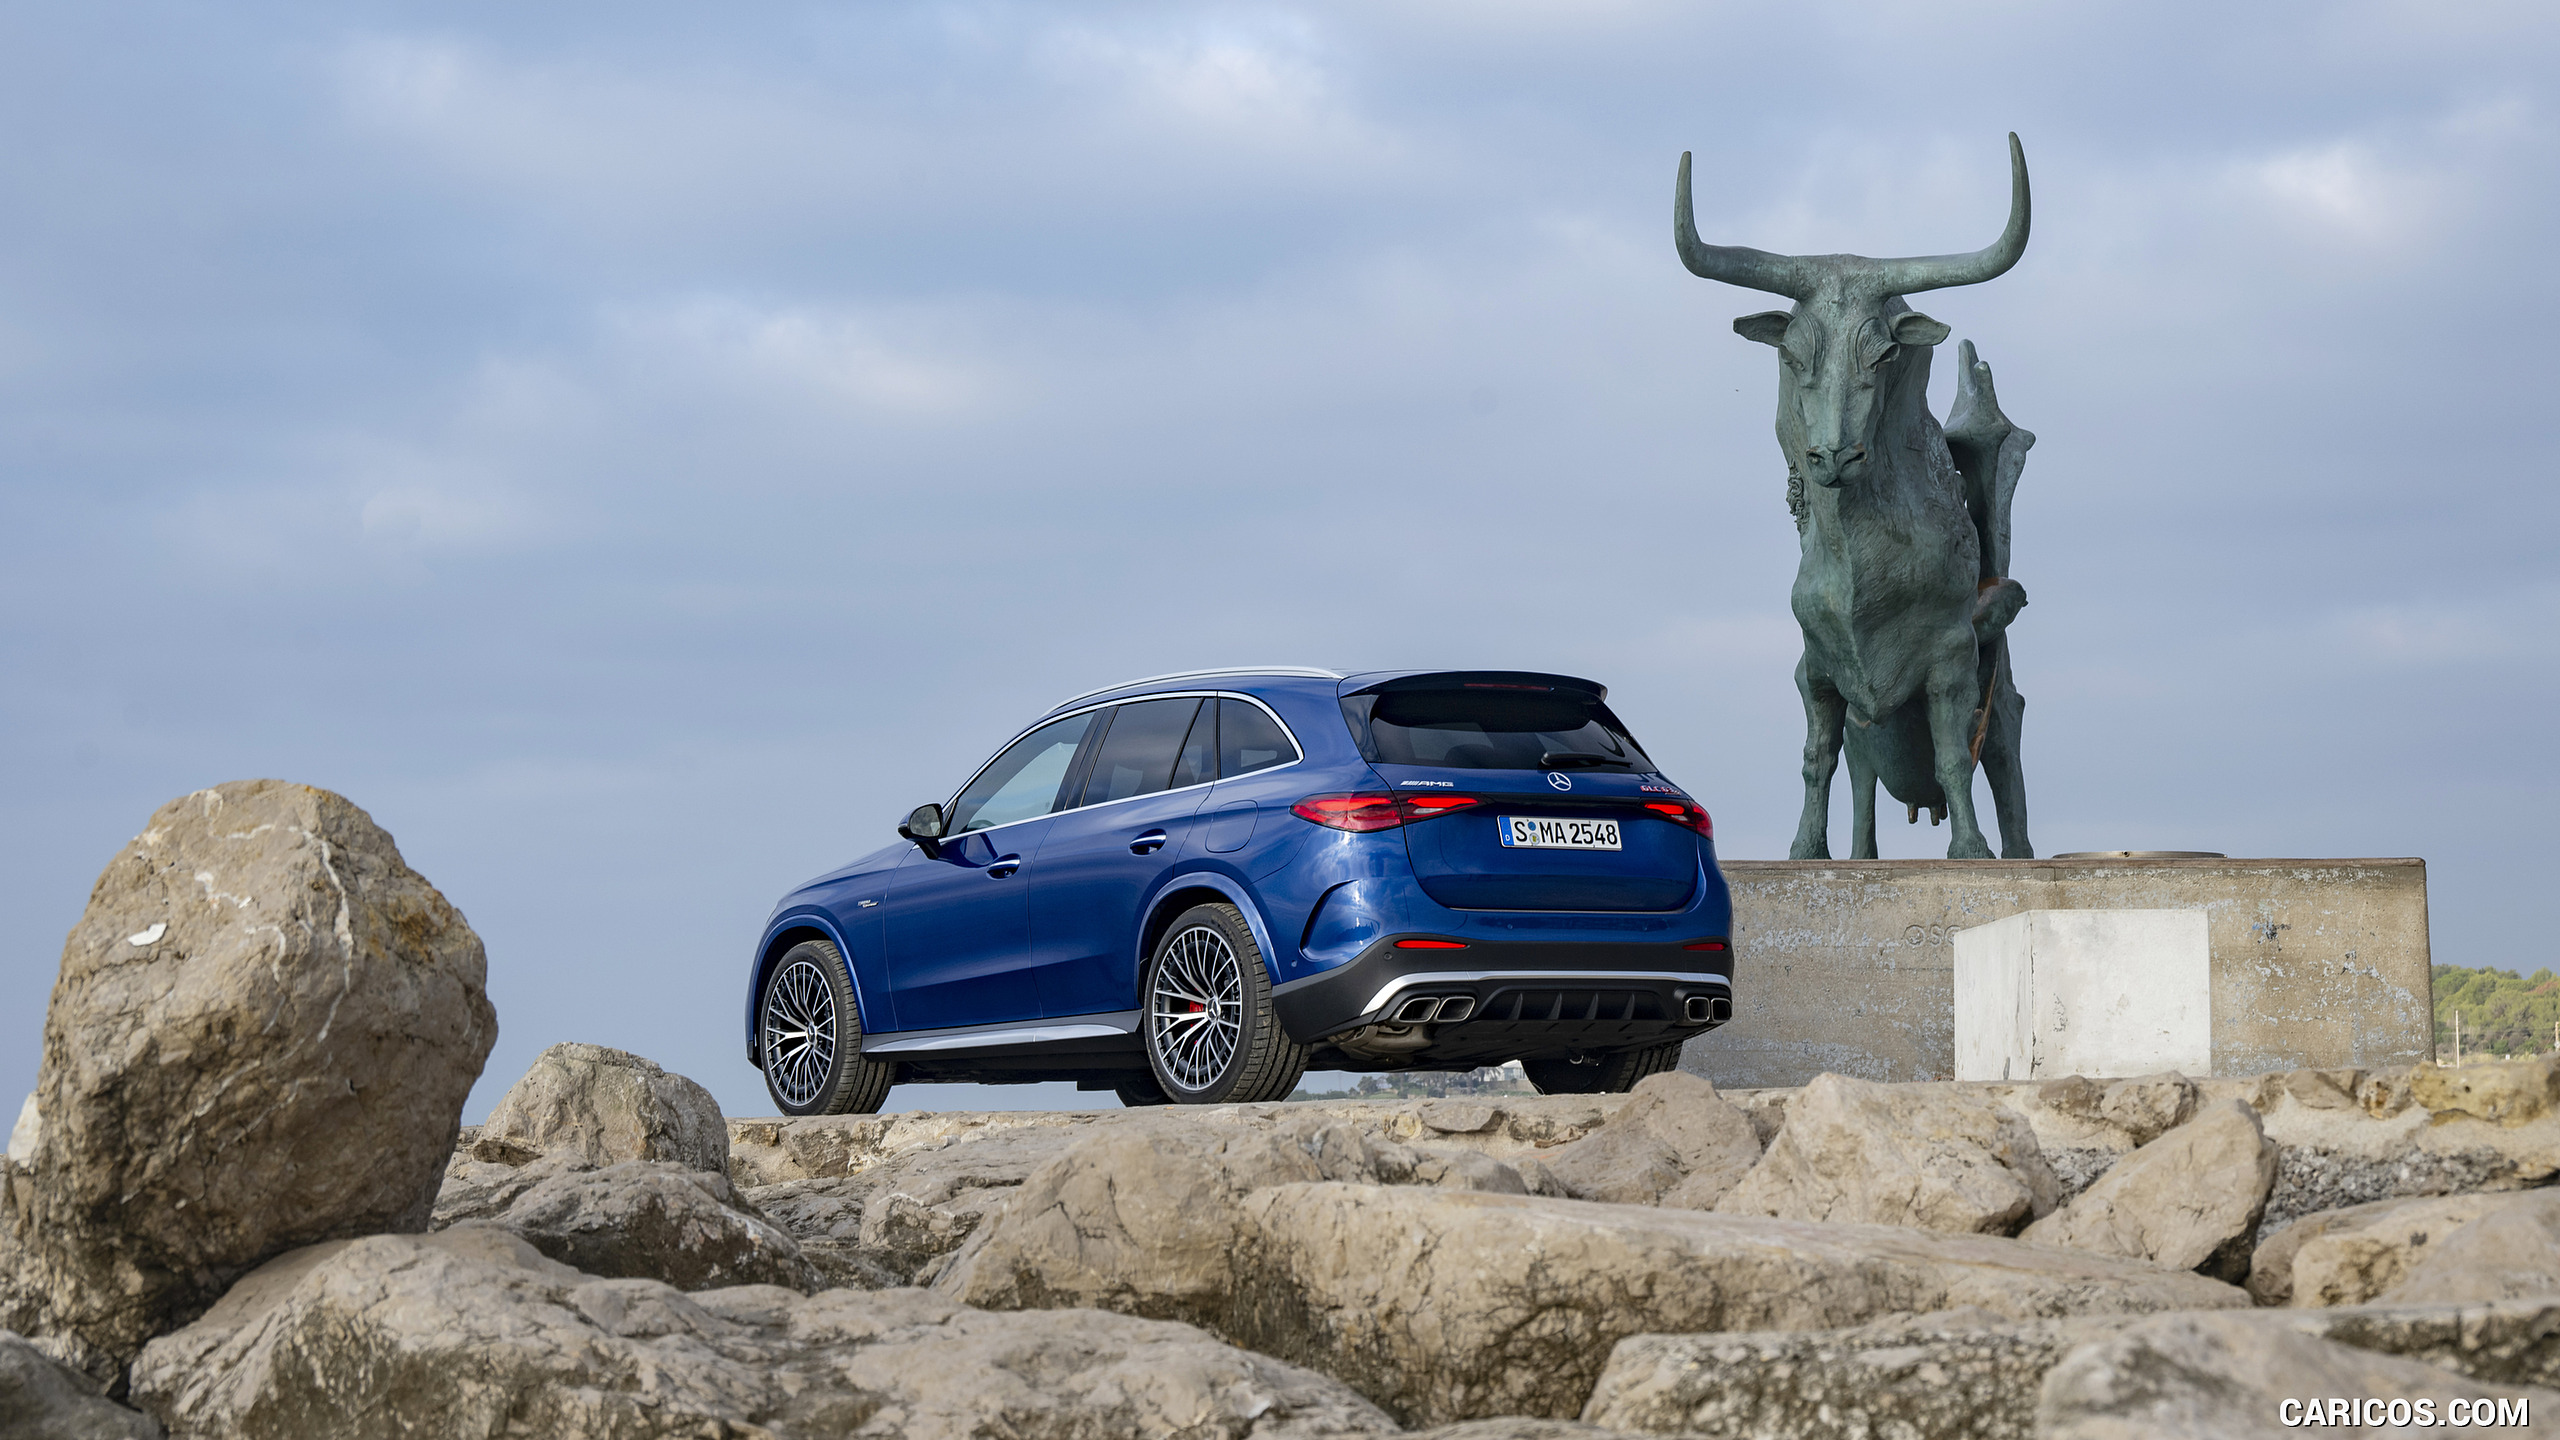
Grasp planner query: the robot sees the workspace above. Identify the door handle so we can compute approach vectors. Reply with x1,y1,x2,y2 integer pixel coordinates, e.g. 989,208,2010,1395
1129,829,1169,855
987,854,1023,878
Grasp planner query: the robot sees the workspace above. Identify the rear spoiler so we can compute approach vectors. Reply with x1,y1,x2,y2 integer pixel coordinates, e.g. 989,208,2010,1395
1339,669,1607,703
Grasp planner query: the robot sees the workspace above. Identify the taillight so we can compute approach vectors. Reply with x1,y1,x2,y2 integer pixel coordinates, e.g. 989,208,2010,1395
1643,800,1714,837
1292,792,1483,832
1394,938,1468,949
1683,940,1728,952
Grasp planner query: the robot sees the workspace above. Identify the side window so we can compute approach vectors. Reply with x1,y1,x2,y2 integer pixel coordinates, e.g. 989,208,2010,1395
1217,697,1298,777
1076,698,1204,806
947,712,1097,834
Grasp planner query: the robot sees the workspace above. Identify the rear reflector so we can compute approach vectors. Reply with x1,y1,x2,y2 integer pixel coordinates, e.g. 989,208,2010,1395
1394,938,1468,949
1682,940,1728,952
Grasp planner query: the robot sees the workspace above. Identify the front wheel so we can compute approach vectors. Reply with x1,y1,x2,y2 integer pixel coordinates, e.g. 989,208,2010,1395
1143,903,1307,1104
1523,1041,1684,1096
758,939,895,1116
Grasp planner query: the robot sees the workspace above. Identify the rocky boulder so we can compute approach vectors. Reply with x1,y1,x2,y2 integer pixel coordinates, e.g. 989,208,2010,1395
1,781,496,1382
435,1154,818,1292
1535,1071,1760,1209
1714,1072,2060,1235
2034,1310,2558,1439
2409,1055,2560,1128
0,1332,163,1439
2385,1190,2560,1306
1225,1184,2243,1425
2019,1099,2276,1281
127,1229,1394,1440
2281,1193,2521,1307
476,1042,727,1173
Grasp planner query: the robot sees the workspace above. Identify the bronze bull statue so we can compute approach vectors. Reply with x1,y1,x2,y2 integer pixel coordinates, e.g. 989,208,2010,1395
1675,135,2036,859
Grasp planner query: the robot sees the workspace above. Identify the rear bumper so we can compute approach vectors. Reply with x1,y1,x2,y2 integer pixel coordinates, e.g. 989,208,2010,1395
1274,933,1732,1068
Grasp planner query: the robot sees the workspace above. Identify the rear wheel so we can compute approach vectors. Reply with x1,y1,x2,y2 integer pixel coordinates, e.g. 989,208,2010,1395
759,940,895,1116
1143,903,1307,1104
1523,1041,1684,1096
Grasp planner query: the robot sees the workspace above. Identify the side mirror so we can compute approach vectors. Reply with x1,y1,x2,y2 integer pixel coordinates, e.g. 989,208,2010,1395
898,803,946,857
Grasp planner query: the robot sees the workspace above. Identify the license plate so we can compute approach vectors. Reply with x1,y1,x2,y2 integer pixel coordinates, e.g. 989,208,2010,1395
1497,816,1621,850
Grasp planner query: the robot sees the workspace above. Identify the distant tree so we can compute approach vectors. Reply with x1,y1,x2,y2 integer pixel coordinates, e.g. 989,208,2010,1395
2434,964,2560,1058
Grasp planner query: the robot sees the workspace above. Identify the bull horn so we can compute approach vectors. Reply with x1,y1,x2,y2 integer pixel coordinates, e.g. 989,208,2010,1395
1675,151,1812,300
1867,133,2031,296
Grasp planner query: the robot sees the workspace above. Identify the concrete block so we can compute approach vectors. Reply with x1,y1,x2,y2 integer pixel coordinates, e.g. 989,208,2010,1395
1953,909,2211,1081
1682,857,2432,1089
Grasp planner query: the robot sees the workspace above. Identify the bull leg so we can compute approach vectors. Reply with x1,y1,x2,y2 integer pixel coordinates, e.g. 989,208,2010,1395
1790,655,1846,860
1926,649,1995,859
1845,731,1880,859
1982,678,2033,858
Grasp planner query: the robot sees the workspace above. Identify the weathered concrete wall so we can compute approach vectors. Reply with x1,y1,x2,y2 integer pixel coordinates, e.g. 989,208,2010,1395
1682,857,2432,1088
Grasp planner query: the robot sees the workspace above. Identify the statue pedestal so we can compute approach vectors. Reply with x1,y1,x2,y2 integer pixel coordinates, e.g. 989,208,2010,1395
1952,909,2212,1082
1682,856,2432,1089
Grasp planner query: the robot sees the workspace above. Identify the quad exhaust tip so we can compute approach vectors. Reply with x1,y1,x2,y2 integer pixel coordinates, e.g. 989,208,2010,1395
1390,995,1476,1025
1685,995,1731,1025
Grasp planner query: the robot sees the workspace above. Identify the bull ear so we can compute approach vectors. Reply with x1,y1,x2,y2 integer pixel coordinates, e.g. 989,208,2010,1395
1733,311,1793,347
1888,311,1951,347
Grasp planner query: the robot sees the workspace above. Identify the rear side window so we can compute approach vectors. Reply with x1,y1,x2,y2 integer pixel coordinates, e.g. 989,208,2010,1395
1077,697,1205,805
1218,697,1298,777
1344,688,1653,771
949,711,1098,832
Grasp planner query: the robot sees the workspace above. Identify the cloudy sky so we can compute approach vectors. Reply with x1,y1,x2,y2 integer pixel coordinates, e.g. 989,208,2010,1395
3,2,2553,1119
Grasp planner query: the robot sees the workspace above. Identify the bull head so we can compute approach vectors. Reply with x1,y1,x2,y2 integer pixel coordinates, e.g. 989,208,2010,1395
1677,135,2029,489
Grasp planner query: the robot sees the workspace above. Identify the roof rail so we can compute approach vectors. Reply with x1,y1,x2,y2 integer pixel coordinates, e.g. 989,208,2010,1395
1049,666,1344,712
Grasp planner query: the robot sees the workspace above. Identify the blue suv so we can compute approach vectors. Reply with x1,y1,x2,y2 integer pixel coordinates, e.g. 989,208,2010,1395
746,668,1733,1113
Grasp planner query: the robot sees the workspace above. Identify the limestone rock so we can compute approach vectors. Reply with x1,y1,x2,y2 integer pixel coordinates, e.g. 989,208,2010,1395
478,1042,727,1173
0,1331,163,1439
2385,1190,2560,1305
128,1229,1392,1439
2410,1055,2560,1127
1537,1071,1760,1209
2287,1193,2523,1307
2094,1072,2200,1145
936,1113,1379,1317
3,1097,34,1170
440,1155,818,1292
2034,1310,2559,1439
2249,1195,2442,1306
2020,1099,2276,1281
1714,1072,2059,1234
1586,1311,2101,1440
3,781,495,1381
1222,1183,2244,1425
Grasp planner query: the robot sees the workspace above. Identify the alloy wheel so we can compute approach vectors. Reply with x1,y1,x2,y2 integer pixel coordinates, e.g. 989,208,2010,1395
762,956,839,1109
1148,923,1244,1091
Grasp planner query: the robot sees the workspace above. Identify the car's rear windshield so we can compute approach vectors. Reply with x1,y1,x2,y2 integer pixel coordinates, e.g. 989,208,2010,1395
1341,687,1654,771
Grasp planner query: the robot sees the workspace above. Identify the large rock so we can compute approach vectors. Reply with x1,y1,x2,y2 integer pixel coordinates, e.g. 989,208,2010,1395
2034,1310,2558,1439
1221,1184,2243,1425
2282,1193,2521,1307
2409,1055,2560,1127
1714,1072,2059,1235
936,1113,1387,1317
1536,1071,1760,1209
1,781,495,1381
1589,1300,2560,1438
3,1097,33,1170
128,1229,1393,1439
2386,1190,2560,1305
0,1332,163,1439
2248,1194,2438,1306
2019,1099,2276,1281
436,1154,818,1292
476,1043,726,1173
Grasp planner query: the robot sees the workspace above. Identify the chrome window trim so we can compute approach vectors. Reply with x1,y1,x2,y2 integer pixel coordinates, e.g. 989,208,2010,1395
1355,969,1731,1018
863,1011,1141,1054
942,691,1307,838
1050,666,1343,712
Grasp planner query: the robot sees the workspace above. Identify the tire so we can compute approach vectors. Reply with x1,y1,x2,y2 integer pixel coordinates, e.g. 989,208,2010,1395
1142,902,1307,1105
1114,1074,1173,1107
1523,1041,1684,1096
758,939,895,1116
